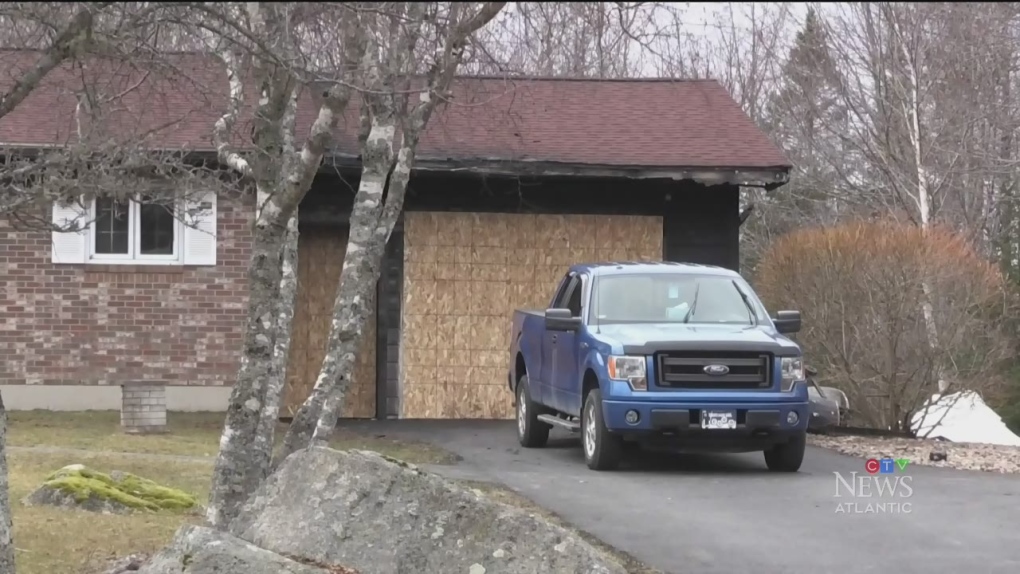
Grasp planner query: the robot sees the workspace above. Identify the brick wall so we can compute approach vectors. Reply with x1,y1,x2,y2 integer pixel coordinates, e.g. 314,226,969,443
0,193,253,387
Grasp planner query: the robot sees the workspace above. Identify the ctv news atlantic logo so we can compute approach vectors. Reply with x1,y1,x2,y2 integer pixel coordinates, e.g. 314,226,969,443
833,458,914,514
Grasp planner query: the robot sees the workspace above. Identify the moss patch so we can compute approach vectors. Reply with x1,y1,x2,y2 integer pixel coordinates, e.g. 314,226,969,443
38,464,199,513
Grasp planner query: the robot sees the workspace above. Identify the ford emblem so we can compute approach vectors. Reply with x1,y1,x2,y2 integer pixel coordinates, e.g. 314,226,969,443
704,364,730,376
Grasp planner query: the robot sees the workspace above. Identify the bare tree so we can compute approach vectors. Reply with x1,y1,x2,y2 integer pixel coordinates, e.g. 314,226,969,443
470,2,668,77
201,1,506,527
278,1,507,463
0,4,190,569
198,1,366,527
742,6,846,273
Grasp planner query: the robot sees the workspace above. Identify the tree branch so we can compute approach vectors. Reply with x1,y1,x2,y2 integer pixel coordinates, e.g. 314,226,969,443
210,45,252,178
0,7,97,120
274,9,367,221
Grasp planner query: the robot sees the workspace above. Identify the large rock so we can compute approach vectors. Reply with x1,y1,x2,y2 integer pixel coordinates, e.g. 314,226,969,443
139,524,336,574
227,447,627,574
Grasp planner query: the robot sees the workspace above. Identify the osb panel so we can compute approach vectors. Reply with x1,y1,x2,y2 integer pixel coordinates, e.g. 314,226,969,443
283,229,376,419
401,212,662,419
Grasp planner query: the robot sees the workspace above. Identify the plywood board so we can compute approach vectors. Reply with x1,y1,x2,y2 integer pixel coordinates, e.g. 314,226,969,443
283,229,376,419
401,211,663,419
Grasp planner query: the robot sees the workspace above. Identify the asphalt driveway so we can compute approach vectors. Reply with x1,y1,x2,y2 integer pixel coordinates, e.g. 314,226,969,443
337,419,1020,574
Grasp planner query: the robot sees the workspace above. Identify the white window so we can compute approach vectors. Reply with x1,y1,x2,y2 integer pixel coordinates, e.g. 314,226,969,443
91,196,181,263
51,191,218,266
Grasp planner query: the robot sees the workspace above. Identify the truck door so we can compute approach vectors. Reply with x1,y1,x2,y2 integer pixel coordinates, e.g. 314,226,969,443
549,273,584,414
541,272,577,406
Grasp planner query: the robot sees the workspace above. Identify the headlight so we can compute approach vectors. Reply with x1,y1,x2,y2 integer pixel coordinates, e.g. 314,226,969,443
780,357,804,392
608,355,647,391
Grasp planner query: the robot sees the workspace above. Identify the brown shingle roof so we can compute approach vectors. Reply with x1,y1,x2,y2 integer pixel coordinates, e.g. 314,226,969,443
0,50,789,170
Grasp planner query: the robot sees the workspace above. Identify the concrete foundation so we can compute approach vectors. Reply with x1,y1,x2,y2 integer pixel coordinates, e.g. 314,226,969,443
0,384,232,412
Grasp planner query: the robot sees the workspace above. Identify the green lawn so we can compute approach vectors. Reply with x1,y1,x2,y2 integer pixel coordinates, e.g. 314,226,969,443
6,410,460,464
9,451,211,574
5,410,460,574
6,411,651,574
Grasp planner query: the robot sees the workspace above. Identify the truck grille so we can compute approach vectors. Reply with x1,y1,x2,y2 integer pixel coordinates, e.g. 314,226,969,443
655,351,771,389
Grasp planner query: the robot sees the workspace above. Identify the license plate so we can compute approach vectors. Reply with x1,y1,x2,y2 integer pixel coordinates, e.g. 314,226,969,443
701,410,737,429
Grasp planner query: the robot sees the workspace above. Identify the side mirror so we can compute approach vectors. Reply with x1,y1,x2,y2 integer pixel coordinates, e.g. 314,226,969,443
805,365,818,378
773,310,801,334
545,308,581,332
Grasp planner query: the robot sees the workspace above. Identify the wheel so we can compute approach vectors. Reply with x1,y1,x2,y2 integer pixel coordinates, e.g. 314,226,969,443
516,375,550,448
582,389,623,470
764,432,806,472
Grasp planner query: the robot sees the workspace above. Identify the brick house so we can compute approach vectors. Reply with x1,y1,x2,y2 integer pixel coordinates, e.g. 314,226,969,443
0,52,790,419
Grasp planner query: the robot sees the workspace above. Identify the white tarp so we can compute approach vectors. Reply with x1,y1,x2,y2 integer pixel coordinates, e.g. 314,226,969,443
911,391,1020,447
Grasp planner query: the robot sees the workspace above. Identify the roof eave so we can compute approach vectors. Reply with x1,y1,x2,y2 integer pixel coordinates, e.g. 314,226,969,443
324,153,792,190
0,144,792,190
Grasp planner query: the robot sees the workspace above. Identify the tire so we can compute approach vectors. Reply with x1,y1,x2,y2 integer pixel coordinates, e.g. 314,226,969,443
516,375,550,448
582,389,623,470
764,431,806,472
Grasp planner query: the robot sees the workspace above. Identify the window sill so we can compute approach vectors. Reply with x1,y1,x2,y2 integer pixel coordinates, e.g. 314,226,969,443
80,264,189,274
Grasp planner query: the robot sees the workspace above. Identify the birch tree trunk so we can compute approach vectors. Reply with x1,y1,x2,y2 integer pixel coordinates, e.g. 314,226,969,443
205,4,365,527
207,203,291,526
891,14,943,394
0,393,13,574
253,213,299,471
278,2,508,460
278,110,403,463
250,87,301,479
312,147,416,441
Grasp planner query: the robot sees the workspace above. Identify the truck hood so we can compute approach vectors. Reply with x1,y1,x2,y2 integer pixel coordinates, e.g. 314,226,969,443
592,323,800,356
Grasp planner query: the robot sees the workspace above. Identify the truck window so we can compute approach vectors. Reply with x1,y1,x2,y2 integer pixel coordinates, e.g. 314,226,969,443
554,275,582,315
589,273,768,325
565,276,583,317
551,273,574,309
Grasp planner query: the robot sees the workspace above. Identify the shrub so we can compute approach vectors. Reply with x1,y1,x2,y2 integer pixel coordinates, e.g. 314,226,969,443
756,220,1017,431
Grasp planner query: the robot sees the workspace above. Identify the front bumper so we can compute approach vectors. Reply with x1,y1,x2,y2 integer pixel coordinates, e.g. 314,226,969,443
603,398,809,437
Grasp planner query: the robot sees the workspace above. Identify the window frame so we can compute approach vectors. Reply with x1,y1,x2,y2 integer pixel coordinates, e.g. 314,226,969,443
88,194,183,264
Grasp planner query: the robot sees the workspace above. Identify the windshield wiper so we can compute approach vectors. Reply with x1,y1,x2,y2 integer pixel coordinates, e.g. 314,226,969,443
682,283,700,323
733,281,757,325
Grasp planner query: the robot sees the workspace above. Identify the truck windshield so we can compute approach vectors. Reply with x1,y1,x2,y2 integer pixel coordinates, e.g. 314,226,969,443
589,273,767,325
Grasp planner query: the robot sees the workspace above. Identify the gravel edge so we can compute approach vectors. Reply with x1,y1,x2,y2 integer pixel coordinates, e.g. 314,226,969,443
808,434,1020,474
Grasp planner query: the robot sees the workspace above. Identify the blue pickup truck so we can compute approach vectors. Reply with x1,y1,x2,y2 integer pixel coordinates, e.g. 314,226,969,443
508,261,809,471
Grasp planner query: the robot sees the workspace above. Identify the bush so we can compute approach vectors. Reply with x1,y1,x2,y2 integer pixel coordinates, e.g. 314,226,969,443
756,220,1016,431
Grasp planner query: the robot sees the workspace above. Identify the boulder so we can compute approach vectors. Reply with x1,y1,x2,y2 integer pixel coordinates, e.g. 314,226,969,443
223,447,627,574
22,464,199,514
138,524,339,574
101,553,148,574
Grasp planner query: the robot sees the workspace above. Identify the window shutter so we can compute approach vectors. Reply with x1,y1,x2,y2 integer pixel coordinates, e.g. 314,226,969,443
51,199,89,264
182,190,217,266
